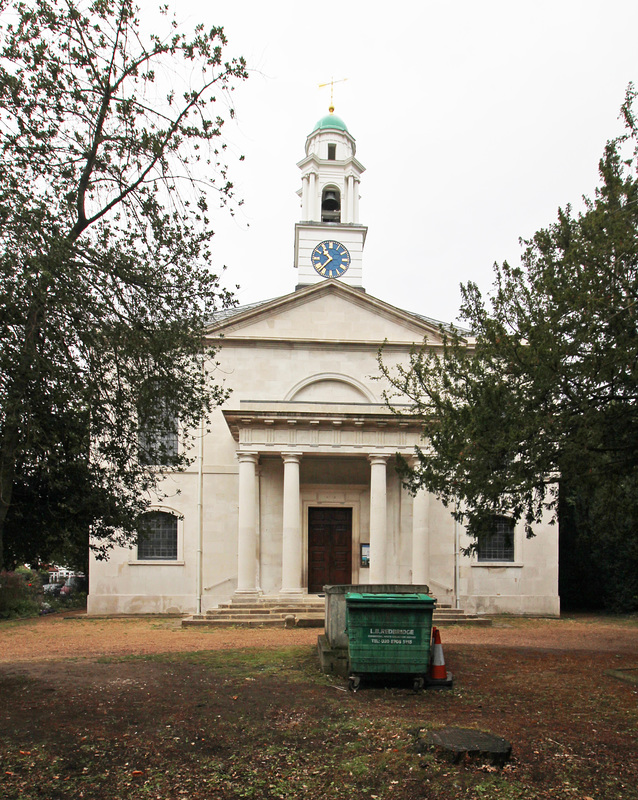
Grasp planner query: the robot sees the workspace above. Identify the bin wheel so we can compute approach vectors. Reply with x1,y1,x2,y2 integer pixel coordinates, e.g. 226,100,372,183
348,676,361,693
413,676,425,693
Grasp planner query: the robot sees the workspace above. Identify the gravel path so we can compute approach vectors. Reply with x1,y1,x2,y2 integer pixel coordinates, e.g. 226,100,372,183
1,612,636,663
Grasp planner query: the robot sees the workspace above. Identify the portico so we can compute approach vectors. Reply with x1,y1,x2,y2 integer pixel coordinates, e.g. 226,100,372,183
224,402,432,597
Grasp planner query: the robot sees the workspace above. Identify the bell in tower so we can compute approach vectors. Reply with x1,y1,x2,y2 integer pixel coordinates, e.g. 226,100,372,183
321,187,341,223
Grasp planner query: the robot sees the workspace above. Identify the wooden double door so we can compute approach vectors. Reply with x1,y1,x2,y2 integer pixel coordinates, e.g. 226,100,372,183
307,507,352,593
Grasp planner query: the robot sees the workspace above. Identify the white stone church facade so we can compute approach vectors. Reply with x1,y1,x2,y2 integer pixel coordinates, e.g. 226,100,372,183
88,111,560,617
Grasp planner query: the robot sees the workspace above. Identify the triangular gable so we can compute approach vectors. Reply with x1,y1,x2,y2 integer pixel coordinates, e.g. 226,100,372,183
206,281,456,346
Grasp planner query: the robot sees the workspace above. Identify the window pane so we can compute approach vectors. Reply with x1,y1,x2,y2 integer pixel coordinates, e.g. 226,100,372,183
138,511,178,560
138,400,178,465
139,426,178,464
477,516,514,562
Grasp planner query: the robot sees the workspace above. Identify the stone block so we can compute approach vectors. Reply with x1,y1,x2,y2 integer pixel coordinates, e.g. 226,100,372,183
415,726,512,767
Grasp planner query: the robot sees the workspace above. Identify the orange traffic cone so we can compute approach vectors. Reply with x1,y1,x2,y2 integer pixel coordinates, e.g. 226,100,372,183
428,626,453,687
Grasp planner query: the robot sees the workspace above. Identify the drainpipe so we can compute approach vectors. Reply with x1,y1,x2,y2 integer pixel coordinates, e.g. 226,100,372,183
196,407,205,615
454,499,460,610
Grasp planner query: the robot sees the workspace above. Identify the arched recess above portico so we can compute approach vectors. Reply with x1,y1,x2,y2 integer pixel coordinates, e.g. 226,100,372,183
285,373,376,403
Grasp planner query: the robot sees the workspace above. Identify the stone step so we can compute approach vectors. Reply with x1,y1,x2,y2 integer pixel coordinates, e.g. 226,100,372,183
183,616,287,628
433,608,493,626
183,610,325,629
200,616,322,623
212,605,324,615
435,610,471,618
219,599,454,610
202,612,473,621
205,611,324,619
219,600,325,611
182,605,491,629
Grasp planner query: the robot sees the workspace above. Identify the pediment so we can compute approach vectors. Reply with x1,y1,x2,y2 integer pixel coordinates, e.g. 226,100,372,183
207,281,451,346
286,374,374,402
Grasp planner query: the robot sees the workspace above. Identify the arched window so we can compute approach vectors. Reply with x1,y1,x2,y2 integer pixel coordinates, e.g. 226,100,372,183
477,516,515,562
137,511,178,560
138,394,178,466
321,187,341,223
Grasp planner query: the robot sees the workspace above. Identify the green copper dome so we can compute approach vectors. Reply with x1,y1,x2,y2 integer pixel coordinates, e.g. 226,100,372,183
312,112,349,133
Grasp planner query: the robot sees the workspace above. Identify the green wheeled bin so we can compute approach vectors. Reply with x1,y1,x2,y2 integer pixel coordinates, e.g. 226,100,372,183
345,592,435,691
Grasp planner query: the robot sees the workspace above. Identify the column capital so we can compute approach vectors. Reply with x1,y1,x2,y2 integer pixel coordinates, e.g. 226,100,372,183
404,454,421,470
281,451,302,464
368,453,389,465
237,451,259,464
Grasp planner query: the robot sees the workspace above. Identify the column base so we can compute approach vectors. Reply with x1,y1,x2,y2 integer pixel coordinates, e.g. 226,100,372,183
279,588,307,600
233,588,263,600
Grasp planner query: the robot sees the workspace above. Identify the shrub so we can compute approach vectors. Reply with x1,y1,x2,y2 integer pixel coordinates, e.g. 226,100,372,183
0,569,43,619
45,591,87,613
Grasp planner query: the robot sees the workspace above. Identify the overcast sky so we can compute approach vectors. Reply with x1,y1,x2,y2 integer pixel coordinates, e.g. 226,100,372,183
144,0,638,324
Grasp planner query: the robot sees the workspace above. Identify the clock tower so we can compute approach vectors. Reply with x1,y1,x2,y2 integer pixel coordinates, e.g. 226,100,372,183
294,109,367,289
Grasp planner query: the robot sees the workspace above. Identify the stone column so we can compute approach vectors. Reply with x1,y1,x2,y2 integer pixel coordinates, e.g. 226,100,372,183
369,455,388,584
281,452,303,596
353,177,360,223
301,174,309,220
411,488,430,585
309,172,317,221
235,451,260,596
344,174,353,223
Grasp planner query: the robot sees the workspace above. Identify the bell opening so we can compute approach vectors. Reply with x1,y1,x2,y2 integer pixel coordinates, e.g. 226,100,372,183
321,188,341,223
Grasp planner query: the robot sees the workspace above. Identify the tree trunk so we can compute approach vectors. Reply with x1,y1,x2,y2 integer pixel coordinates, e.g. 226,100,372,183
0,406,20,569
0,280,47,568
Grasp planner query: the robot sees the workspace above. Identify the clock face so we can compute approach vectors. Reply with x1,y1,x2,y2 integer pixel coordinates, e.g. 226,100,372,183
311,240,351,278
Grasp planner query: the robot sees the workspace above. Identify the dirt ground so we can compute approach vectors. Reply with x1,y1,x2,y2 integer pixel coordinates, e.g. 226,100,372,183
2,611,638,663
1,613,637,800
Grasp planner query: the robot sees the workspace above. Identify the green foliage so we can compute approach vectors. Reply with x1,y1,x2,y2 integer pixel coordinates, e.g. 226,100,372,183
560,475,638,611
0,568,42,618
381,87,638,608
0,0,248,567
43,589,87,613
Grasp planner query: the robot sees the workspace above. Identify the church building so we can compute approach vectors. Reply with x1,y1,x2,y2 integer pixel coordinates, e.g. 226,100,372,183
87,110,560,617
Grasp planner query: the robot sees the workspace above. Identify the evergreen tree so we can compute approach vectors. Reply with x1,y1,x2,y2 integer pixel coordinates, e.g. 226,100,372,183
381,87,638,610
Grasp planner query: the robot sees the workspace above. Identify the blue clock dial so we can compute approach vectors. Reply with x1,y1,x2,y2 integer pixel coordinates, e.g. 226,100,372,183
311,240,351,278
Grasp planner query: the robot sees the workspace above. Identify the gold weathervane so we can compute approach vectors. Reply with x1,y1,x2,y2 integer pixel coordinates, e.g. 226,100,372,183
318,77,348,113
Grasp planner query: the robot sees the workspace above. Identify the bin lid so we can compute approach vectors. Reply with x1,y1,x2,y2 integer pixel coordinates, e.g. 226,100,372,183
345,592,434,605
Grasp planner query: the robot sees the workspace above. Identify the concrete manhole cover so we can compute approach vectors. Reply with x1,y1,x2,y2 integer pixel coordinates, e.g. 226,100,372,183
415,726,512,766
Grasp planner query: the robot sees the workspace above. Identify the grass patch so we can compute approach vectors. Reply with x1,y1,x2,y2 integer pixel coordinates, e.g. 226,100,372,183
100,644,317,669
